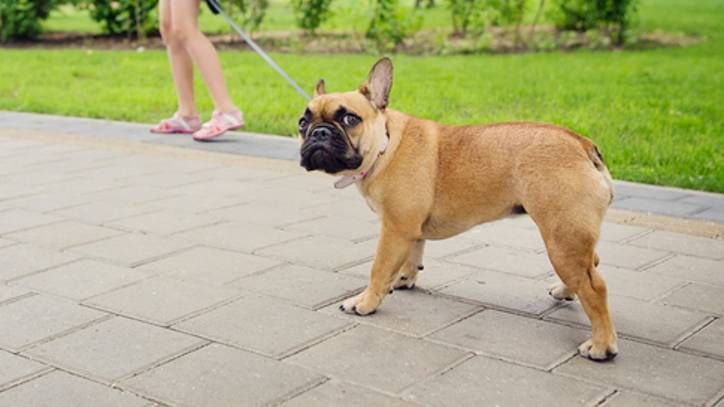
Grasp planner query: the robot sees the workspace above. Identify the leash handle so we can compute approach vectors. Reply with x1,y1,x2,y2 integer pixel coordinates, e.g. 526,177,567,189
207,0,311,101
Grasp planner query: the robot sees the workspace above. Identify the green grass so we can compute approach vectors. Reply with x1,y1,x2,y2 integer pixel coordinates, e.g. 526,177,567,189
3,0,723,192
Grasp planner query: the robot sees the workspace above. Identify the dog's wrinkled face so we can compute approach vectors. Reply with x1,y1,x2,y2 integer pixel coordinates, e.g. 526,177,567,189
299,58,393,175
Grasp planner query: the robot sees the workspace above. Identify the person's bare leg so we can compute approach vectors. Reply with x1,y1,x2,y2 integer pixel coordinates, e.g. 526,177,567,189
171,0,238,113
159,0,197,117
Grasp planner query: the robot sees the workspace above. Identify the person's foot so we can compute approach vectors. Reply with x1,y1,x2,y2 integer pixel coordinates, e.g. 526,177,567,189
150,112,201,134
193,110,245,141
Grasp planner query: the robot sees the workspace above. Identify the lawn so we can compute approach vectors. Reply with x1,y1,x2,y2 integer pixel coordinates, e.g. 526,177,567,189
1,0,722,192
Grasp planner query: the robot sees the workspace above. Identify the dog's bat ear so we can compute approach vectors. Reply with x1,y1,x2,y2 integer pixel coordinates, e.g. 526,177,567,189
359,57,393,110
314,79,326,97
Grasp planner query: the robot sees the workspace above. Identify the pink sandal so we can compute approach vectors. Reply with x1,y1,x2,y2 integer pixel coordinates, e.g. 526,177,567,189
193,110,245,141
150,113,202,134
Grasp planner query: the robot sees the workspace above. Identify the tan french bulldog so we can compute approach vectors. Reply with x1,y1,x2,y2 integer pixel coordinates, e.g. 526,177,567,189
298,58,618,361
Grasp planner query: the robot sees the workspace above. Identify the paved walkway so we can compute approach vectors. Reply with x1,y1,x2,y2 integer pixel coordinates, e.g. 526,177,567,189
0,112,723,407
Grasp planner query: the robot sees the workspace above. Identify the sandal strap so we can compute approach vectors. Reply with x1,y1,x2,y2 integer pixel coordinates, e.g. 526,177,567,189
202,110,243,129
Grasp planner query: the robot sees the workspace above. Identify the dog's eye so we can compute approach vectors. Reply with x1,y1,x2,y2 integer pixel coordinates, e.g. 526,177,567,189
342,114,361,127
298,117,309,135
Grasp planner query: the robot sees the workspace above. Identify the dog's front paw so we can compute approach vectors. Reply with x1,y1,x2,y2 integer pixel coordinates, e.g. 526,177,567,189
548,282,576,301
578,337,619,361
339,290,382,316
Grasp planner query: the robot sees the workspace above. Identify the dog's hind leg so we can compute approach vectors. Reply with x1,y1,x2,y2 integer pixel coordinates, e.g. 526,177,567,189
539,222,618,361
548,250,598,301
393,240,425,290
548,281,576,301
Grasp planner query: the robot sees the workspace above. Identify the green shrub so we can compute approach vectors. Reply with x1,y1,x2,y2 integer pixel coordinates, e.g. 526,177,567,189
227,0,269,32
0,0,56,41
291,0,334,33
447,0,526,37
85,0,159,38
551,0,637,45
366,0,422,51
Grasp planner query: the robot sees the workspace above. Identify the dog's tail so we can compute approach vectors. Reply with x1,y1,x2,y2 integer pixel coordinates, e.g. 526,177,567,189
588,144,615,204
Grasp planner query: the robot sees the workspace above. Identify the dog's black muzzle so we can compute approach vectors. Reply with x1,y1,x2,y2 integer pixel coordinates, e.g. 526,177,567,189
300,123,363,174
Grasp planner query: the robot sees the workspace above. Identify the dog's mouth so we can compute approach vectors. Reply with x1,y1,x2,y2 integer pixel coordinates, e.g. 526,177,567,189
299,124,363,174
300,142,362,174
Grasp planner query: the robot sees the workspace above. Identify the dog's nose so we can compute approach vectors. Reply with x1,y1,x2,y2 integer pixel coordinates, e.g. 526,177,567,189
310,126,332,142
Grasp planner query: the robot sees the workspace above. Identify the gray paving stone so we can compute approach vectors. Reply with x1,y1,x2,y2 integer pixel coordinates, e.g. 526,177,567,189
122,343,323,407
556,339,724,405
27,317,203,382
0,191,91,213
108,210,220,236
0,351,49,390
150,193,245,214
629,230,724,260
139,246,281,286
547,295,710,345
301,199,379,223
0,371,148,407
51,200,160,224
0,238,14,249
175,294,352,358
438,269,558,315
251,186,332,207
207,202,322,228
71,164,156,182
6,220,123,250
209,166,288,183
429,310,589,369
678,318,724,360
235,264,366,309
117,171,210,189
598,264,684,301
692,207,724,222
646,255,724,286
406,355,609,407
0,295,106,351
0,243,80,281
603,391,686,407
679,194,724,207
256,235,376,271
0,284,32,304
84,276,239,325
2,170,81,187
288,325,468,394
70,232,191,266
322,290,481,337
83,186,177,205
167,179,262,199
0,209,62,234
465,222,546,251
283,381,420,407
12,259,147,301
172,222,304,254
595,241,670,269
340,258,477,291
257,173,330,191
449,245,553,278
613,182,690,201
422,235,480,259
599,222,651,243
282,216,379,241
0,183,39,201
662,283,724,315
612,197,705,217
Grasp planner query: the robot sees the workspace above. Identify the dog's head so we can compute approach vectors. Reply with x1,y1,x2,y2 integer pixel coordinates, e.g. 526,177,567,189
299,58,393,175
